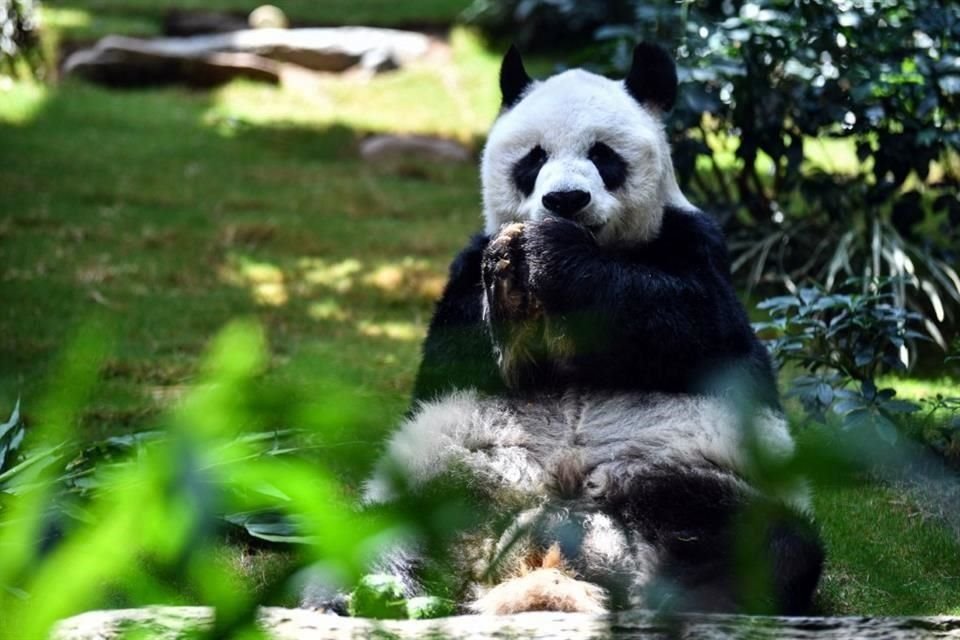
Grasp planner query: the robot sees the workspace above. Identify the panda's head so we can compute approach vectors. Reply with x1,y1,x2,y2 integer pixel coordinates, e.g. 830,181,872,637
481,44,692,246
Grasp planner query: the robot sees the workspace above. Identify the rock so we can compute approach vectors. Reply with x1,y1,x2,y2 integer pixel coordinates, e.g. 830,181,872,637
249,5,289,30
63,27,433,87
359,135,473,165
52,606,960,639
63,36,281,88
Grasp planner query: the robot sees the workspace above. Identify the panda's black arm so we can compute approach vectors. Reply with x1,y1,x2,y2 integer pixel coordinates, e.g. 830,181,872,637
524,209,779,406
410,234,505,405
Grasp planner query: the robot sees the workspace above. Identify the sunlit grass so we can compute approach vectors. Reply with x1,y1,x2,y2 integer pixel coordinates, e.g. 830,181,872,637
0,82,48,124
878,375,960,400
0,77,480,441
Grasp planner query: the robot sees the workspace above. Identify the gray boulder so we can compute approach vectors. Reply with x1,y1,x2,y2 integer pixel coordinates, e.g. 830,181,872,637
360,135,473,165
63,27,433,87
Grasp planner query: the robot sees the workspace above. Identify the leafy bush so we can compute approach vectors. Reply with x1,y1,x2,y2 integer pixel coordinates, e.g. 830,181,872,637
756,280,923,443
0,0,43,79
466,0,960,345
913,392,960,463
0,322,475,636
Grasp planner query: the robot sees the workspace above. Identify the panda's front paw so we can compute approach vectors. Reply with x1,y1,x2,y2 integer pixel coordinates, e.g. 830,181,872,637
522,217,597,307
482,222,542,324
482,223,548,387
523,217,596,266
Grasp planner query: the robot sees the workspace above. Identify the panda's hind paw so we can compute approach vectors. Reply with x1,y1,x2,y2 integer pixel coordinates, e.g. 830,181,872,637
469,568,608,616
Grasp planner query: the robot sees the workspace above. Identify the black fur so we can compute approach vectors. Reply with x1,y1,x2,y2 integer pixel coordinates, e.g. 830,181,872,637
500,45,532,110
511,146,547,197
405,207,822,614
413,207,780,410
625,43,678,112
412,234,504,403
588,142,628,191
608,467,823,614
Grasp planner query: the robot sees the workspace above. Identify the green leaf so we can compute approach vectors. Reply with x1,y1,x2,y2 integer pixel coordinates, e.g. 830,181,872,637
224,511,310,544
834,398,866,415
854,349,875,368
877,388,897,400
873,413,900,444
842,408,874,431
816,383,834,406
0,443,68,491
880,399,920,414
0,399,24,473
349,574,408,619
406,596,456,620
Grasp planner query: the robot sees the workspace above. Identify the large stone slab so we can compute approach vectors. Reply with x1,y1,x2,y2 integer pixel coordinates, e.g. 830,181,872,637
52,607,960,639
63,27,433,87
62,36,281,87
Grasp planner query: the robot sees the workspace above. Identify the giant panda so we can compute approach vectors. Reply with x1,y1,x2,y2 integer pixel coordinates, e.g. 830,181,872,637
310,43,824,616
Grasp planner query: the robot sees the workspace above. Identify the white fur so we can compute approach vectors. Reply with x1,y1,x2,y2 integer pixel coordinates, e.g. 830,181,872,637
365,389,807,607
363,390,545,505
367,390,808,513
481,70,694,246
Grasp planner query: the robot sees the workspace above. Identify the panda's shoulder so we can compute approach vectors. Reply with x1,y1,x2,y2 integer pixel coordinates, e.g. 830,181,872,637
658,205,724,243
446,233,490,285
652,206,727,258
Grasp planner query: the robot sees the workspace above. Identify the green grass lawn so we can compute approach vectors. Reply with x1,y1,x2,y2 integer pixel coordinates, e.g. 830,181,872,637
1,27,501,441
3,4,960,617
816,482,960,615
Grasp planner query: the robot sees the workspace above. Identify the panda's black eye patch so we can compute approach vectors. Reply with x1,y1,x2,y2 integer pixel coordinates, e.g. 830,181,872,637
588,142,628,191
512,145,547,197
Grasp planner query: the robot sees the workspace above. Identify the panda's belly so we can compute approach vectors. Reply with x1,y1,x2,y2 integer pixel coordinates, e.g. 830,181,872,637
372,388,793,505
473,390,758,499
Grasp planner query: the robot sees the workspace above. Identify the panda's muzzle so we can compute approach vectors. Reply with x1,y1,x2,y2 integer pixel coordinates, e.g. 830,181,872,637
542,190,591,219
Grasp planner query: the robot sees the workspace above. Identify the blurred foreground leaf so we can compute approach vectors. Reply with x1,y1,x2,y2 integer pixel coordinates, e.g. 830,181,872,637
0,400,24,473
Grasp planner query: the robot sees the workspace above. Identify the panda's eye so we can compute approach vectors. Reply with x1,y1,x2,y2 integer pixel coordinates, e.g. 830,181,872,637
512,145,548,197
588,142,628,191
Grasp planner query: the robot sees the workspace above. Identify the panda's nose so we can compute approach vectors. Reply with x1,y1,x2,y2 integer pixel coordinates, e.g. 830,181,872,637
542,190,591,218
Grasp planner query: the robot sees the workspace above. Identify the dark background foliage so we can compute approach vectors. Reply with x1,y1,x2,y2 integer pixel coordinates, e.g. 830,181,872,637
466,0,960,354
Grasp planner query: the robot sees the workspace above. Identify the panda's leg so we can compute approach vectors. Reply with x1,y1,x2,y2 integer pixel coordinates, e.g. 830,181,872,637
301,393,492,613
764,515,825,615
641,501,823,615
334,391,541,611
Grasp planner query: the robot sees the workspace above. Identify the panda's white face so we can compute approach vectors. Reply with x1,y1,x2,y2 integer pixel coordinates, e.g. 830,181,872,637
481,67,691,246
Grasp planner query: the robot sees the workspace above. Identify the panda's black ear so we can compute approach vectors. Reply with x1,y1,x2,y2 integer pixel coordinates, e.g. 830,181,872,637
624,43,678,112
500,45,532,109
